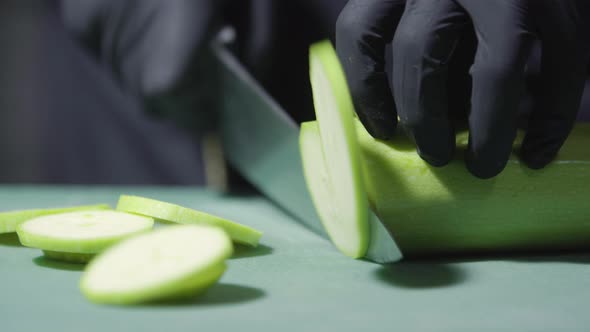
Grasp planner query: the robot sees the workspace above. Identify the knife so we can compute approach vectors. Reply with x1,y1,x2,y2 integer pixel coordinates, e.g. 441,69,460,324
211,37,402,263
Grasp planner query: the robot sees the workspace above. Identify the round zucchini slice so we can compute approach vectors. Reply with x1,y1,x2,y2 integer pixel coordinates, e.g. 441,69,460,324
306,40,369,258
80,225,232,305
17,210,154,262
116,195,262,247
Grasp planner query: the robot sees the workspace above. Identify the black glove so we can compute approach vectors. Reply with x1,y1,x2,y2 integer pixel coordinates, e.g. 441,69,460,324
336,0,590,178
59,0,225,132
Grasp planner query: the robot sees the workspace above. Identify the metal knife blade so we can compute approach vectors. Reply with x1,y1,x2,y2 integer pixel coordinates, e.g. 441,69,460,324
212,41,402,263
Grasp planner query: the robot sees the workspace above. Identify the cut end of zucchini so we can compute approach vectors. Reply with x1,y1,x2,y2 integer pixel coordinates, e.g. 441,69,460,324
17,210,154,257
116,195,262,247
304,40,369,258
80,225,233,305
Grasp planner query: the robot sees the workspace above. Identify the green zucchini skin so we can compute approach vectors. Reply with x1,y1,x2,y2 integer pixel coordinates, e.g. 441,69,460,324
357,120,590,257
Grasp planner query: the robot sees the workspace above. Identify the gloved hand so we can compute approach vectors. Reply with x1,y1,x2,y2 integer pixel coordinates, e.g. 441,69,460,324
59,0,226,132
336,0,590,178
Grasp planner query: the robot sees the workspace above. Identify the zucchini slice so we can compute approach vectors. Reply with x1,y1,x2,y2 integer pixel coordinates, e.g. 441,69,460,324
80,225,232,305
306,40,369,258
0,204,110,234
17,210,153,262
116,195,262,247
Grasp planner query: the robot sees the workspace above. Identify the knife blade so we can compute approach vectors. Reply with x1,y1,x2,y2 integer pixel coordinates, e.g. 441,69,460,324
211,39,402,263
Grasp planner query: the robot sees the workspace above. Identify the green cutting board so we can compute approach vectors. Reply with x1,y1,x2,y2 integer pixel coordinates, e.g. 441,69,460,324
1,186,590,331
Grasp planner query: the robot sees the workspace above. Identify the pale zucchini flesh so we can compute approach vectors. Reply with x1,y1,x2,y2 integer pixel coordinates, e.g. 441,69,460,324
80,225,233,305
17,210,154,262
116,195,262,247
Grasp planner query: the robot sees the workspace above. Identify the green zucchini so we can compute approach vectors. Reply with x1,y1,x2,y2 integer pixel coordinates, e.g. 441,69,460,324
305,40,370,258
0,204,110,234
303,40,590,258
17,210,154,262
358,119,590,256
80,225,233,305
116,195,262,247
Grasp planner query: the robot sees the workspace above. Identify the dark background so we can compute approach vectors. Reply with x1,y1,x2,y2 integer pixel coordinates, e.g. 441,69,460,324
0,0,587,185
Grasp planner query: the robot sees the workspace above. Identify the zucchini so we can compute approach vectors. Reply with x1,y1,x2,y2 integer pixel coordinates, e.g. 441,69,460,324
80,225,233,305
305,40,370,258
17,210,154,262
303,40,590,258
0,204,110,234
116,195,262,247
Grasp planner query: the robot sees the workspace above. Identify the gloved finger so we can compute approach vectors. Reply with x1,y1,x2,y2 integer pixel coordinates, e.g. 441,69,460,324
392,0,469,166
520,1,590,169
335,0,405,140
459,0,535,178
446,26,476,130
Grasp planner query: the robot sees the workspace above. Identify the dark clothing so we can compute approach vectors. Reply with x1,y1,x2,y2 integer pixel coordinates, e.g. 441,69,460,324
0,1,588,184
